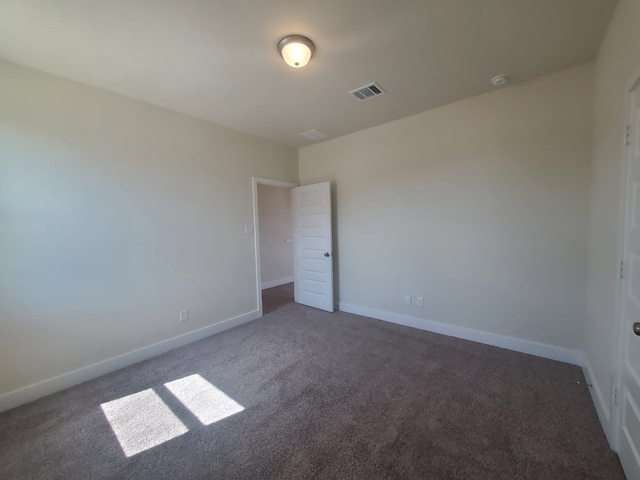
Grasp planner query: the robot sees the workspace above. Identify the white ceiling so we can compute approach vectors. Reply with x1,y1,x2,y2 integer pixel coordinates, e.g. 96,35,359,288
0,0,618,148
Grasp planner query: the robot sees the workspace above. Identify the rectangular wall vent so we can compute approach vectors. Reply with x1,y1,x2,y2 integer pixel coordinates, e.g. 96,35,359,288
298,129,328,141
349,82,385,101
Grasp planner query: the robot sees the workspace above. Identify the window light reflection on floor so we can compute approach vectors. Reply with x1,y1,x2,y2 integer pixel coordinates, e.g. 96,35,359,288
164,374,245,426
100,375,244,457
100,389,188,457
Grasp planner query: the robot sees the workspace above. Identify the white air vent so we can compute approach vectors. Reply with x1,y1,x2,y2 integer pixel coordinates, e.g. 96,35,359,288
349,82,385,101
298,129,328,141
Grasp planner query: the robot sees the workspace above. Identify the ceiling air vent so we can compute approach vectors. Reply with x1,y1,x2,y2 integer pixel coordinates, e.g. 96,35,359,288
349,82,385,101
298,129,328,141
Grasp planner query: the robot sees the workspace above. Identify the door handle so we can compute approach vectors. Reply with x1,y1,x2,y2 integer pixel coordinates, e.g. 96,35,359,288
324,252,331,257
634,322,640,336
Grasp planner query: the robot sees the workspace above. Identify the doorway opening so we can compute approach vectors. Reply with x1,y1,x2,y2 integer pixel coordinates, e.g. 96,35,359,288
252,177,297,317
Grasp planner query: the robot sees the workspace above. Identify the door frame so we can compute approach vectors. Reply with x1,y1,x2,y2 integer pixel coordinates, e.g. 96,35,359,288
612,69,640,452
251,177,298,317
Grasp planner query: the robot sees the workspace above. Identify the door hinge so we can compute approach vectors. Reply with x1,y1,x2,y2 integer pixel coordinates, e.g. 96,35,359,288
620,260,625,279
625,125,631,146
613,386,619,406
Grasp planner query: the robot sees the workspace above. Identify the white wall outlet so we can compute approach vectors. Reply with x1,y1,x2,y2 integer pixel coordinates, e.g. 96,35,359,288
180,309,188,322
416,297,424,307
244,225,254,235
404,295,412,305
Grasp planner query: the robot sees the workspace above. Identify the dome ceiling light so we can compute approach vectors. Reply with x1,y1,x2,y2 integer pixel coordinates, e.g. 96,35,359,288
277,35,315,68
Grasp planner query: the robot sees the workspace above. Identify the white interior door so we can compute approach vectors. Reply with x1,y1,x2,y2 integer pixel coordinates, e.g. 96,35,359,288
293,182,334,312
618,82,640,480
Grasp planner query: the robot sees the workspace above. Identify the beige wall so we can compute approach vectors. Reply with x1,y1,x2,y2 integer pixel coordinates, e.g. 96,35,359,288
0,60,297,397
299,64,594,351
258,184,294,287
584,0,640,439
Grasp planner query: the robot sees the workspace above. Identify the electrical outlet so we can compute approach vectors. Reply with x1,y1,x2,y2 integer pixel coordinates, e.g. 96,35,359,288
404,295,412,305
244,225,254,235
416,297,424,307
180,310,188,322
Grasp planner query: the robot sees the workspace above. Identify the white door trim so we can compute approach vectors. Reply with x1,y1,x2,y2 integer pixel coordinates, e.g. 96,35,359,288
612,70,640,453
251,177,298,317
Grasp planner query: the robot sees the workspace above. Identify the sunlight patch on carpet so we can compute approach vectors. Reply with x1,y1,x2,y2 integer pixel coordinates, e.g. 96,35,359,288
164,374,244,426
100,389,188,457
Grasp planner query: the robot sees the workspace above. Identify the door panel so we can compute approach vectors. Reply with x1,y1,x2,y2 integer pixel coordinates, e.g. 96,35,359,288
619,84,640,480
293,182,334,312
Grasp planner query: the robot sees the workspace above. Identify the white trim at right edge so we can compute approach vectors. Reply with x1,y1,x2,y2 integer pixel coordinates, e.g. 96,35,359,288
582,353,614,447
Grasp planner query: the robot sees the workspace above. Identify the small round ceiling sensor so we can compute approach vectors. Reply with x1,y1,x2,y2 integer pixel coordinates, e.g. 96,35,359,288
491,74,509,87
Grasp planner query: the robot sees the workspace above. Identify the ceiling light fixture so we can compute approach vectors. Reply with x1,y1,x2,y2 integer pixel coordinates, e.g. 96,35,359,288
277,35,315,68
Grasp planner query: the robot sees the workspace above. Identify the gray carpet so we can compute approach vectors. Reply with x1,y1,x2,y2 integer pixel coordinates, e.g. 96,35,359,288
0,283,625,479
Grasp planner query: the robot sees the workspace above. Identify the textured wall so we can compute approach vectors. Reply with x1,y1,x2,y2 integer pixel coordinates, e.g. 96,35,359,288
0,60,297,396
300,64,594,351
258,184,294,287
584,0,640,440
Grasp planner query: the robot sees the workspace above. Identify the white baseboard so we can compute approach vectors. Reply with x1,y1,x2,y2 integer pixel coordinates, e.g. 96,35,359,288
339,302,583,366
582,354,613,446
261,276,294,290
0,309,261,413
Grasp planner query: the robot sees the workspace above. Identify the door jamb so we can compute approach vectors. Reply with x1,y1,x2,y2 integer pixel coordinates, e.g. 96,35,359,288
252,177,298,317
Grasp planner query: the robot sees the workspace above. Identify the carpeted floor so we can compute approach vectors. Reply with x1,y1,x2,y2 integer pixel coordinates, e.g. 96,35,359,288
0,283,625,479
263,282,295,315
